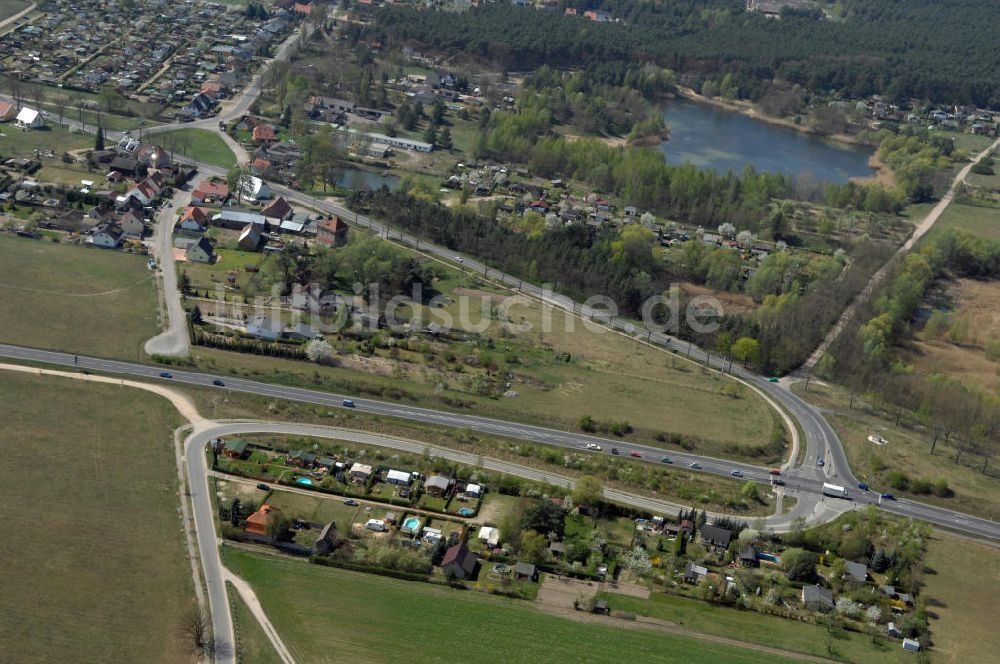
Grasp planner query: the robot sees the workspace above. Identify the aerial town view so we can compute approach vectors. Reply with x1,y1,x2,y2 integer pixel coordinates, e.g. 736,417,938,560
1,0,999,662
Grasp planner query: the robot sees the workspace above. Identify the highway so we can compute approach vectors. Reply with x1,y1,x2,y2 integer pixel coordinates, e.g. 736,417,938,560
3,342,999,541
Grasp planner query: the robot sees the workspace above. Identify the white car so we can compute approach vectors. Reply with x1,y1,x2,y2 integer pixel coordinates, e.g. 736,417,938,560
454,256,464,263
586,443,602,451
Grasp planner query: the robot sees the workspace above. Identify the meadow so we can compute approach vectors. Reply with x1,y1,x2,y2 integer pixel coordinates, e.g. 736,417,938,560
222,547,805,664
0,371,192,664
0,234,160,359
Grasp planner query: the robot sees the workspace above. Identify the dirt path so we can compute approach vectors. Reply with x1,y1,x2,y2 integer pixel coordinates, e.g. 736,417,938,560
803,135,1000,370
225,573,296,664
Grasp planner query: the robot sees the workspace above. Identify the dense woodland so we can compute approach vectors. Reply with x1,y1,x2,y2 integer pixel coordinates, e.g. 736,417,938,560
369,0,1000,107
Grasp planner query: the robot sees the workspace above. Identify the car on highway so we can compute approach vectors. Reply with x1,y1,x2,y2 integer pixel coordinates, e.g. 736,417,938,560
768,468,781,476
816,457,825,467
629,451,642,458
730,469,743,477
256,483,270,491
689,461,701,469
343,498,359,506
880,492,896,501
585,443,602,451
660,455,673,464
772,478,785,486
213,379,225,386
858,482,870,491
454,256,464,263
159,371,172,378
342,399,355,407
767,377,780,383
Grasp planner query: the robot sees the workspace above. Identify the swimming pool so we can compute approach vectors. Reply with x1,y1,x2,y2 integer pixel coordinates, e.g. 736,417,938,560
402,516,421,532
758,552,781,564
296,477,313,486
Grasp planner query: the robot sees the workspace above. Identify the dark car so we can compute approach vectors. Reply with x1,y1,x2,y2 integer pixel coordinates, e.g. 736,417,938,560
772,478,785,486
213,379,225,386
629,451,642,458
880,492,896,501
610,448,620,455
858,482,869,491
342,399,355,407
730,469,743,477
256,483,270,491
159,371,172,378
343,498,359,506
660,456,673,464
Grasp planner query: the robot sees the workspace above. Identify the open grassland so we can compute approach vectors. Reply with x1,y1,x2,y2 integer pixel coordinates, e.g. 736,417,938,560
222,547,803,664
792,382,1000,520
922,533,1000,664
0,122,92,156
594,591,901,663
157,128,237,170
930,201,1000,242
228,583,282,664
902,278,1000,394
186,277,780,462
0,234,159,359
0,372,192,664
0,0,30,20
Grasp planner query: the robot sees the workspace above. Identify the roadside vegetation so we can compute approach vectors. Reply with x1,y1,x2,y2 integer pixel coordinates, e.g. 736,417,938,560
228,583,282,664
0,372,193,663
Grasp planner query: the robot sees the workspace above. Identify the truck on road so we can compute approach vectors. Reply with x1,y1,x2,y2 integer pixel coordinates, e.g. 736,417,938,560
822,483,849,499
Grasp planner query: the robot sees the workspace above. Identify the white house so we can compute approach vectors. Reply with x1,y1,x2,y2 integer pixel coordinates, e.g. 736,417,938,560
477,526,500,547
464,483,482,499
246,314,281,341
385,469,412,486
91,223,123,248
238,174,271,202
118,210,145,238
15,107,44,130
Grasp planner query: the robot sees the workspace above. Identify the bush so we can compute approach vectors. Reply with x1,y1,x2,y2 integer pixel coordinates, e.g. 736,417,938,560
885,471,910,490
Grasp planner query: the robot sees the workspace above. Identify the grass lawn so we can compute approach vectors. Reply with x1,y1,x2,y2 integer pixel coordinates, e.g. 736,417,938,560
792,382,1000,520
222,547,804,664
0,372,192,664
228,583,282,664
181,248,270,293
929,201,1000,242
158,128,238,170
593,592,900,663
0,235,160,359
0,123,92,157
34,163,99,186
0,0,29,20
922,532,1000,663
264,488,365,527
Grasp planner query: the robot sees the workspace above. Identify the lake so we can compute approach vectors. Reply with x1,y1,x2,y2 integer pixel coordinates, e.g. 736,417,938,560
659,98,873,184
336,168,399,191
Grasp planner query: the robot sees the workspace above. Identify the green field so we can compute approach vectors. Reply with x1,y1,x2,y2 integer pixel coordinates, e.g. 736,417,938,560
0,122,92,157
158,128,237,169
0,0,30,21
222,547,803,664
594,591,900,663
0,235,159,359
0,371,192,664
229,583,282,664
930,201,1000,242
923,533,1000,664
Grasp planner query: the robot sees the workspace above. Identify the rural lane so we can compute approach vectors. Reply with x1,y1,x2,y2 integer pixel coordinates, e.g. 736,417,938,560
144,187,193,357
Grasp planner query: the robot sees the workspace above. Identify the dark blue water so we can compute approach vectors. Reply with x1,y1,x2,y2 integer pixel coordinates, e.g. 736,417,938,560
336,168,399,191
660,98,873,183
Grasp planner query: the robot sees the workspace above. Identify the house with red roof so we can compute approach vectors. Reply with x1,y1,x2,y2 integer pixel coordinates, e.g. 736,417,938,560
177,206,208,232
317,216,350,247
191,180,229,205
0,100,14,122
252,124,277,143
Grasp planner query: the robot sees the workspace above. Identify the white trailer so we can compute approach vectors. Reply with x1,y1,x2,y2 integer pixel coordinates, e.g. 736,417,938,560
822,483,848,499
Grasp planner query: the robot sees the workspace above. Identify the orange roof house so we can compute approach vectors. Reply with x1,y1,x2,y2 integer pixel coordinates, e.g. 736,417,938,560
245,504,281,537
0,100,15,121
317,216,349,247
252,124,277,143
293,1,313,14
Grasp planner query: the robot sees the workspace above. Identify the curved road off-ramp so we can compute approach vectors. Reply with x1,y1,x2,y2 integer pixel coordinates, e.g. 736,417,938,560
0,362,818,664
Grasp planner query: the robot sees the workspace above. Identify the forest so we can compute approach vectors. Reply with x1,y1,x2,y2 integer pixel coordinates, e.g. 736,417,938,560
369,0,1000,107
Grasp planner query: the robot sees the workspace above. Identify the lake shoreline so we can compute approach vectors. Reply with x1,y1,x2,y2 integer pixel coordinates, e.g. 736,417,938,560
669,87,887,183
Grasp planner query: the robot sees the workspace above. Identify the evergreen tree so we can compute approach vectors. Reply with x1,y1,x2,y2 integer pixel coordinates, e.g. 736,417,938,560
94,126,105,151
438,127,453,151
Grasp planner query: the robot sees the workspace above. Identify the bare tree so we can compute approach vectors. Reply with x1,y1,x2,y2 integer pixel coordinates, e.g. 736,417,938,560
179,604,212,655
29,83,44,110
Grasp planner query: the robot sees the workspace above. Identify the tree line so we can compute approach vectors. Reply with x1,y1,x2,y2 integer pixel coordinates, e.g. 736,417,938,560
369,0,1000,107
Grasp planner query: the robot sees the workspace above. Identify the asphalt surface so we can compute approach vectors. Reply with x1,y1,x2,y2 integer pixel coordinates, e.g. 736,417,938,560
144,187,193,357
3,343,999,541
